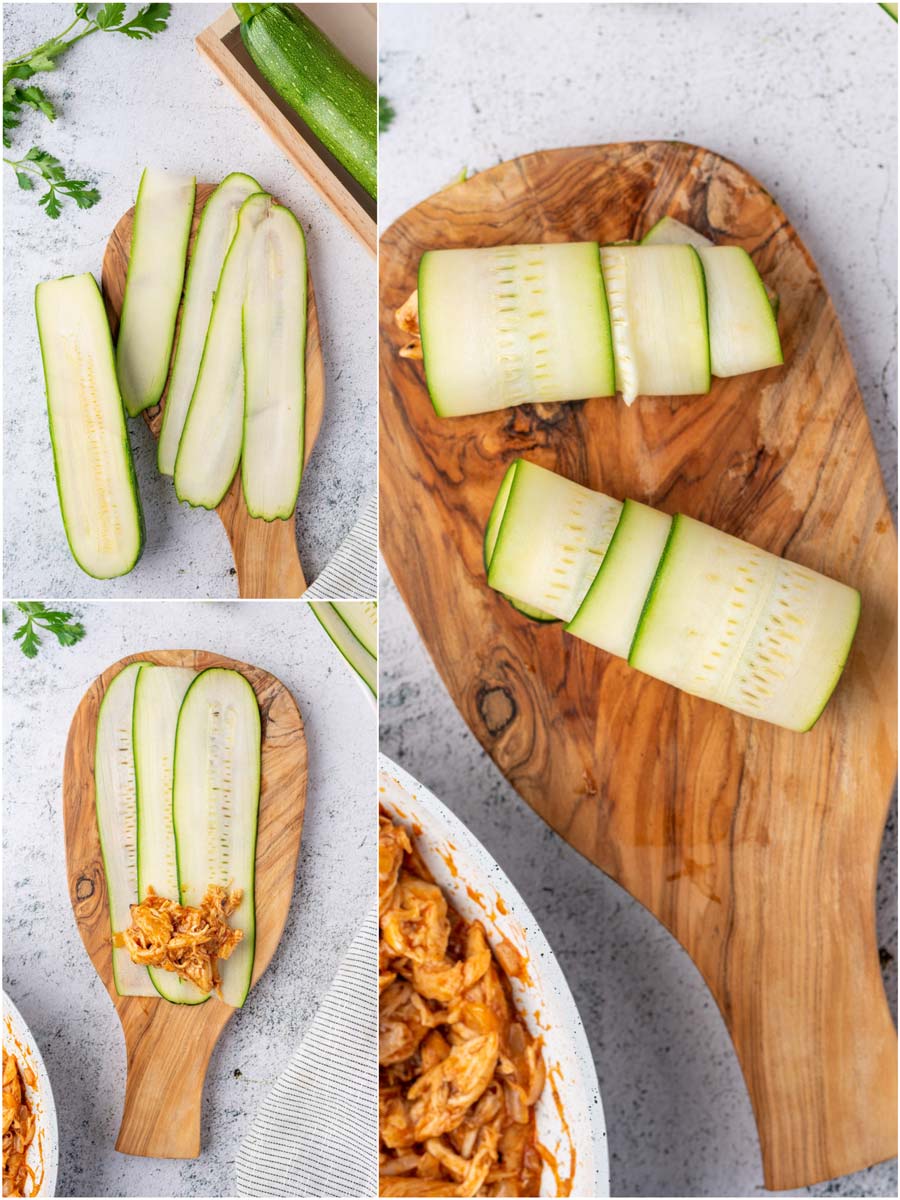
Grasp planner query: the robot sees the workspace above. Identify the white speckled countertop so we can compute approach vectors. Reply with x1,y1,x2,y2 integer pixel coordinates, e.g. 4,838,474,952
3,2,375,599
378,4,897,1197
2,600,373,1197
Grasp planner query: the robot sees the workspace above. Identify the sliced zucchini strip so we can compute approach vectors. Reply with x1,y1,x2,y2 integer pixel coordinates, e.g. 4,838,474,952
133,664,208,1004
487,459,623,622
566,499,672,659
419,242,615,417
600,244,710,405
630,515,860,731
242,200,308,520
484,461,558,623
641,215,713,249
174,192,271,510
157,171,261,476
173,669,261,1008
94,662,156,998
310,602,377,699
332,600,377,658
35,272,144,579
116,167,196,417
697,247,783,377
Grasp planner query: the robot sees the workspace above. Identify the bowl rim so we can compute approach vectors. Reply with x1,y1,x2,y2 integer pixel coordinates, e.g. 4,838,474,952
3,991,59,1199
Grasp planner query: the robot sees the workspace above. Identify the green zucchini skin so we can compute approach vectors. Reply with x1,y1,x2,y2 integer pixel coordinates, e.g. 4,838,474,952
235,3,377,199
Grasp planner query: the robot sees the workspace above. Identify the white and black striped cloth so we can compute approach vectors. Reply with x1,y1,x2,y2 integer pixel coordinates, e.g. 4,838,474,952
236,910,379,1198
305,494,377,601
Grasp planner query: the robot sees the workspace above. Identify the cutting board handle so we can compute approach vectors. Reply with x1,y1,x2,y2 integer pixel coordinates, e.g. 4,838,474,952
217,484,307,598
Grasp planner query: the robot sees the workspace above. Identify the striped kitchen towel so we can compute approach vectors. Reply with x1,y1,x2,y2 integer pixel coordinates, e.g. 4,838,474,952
236,910,379,1198
305,494,377,601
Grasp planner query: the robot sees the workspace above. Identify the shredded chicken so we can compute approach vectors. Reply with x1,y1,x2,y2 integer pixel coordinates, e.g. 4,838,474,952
117,885,243,997
3,1050,36,1198
379,814,544,1197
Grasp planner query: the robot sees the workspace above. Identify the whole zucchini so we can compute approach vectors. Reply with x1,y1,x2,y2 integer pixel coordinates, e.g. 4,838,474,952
235,3,377,199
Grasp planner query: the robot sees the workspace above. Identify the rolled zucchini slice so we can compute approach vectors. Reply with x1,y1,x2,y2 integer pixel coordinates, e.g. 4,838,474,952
242,200,308,521
629,515,861,731
418,242,615,417
566,499,672,658
35,272,144,579
158,171,261,476
600,244,710,405
697,247,782,377
487,459,623,622
173,668,261,1008
484,461,558,622
174,192,271,510
116,167,196,417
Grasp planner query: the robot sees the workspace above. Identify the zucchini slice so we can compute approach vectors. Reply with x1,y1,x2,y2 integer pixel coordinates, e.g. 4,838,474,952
174,192,271,510
35,272,144,579
133,665,208,1004
418,242,615,417
332,600,377,657
641,215,713,250
697,247,783,377
600,244,711,405
629,515,861,731
241,200,308,521
484,461,558,622
157,171,261,476
566,499,672,658
310,602,377,698
116,167,196,417
487,459,623,622
173,669,261,1008
94,662,156,998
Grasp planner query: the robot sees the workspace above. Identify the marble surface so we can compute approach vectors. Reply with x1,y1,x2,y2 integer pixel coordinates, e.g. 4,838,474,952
2,600,374,1197
379,4,897,1197
3,3,375,599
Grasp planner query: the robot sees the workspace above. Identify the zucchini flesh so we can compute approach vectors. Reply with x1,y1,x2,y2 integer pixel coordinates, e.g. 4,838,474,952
309,602,377,698
697,247,783,377
235,3,377,199
157,172,261,476
332,600,377,657
116,167,196,417
35,272,144,579
487,459,623,622
94,663,156,998
641,216,713,250
484,461,558,622
173,669,261,1008
174,192,270,510
629,515,861,731
566,499,672,658
600,244,710,405
133,664,207,1005
241,200,307,520
418,242,615,417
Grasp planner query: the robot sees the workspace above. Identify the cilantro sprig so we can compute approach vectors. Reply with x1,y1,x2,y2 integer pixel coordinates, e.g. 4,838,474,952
379,95,396,134
8,601,86,659
3,4,171,216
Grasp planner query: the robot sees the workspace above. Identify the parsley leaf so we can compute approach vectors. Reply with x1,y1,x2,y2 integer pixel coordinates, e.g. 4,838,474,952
118,3,171,39
4,146,100,218
379,94,396,133
95,3,127,29
9,601,86,659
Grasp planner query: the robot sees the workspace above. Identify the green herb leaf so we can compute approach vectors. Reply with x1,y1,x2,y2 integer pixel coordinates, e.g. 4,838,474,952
15,170,33,189
117,3,171,39
379,94,396,133
10,600,86,658
95,3,127,29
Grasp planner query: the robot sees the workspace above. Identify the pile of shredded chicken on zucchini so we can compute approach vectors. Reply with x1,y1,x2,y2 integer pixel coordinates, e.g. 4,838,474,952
379,815,545,1197
3,1050,37,1198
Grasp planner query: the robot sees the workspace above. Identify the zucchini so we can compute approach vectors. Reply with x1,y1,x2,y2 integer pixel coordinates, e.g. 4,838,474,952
157,171,261,476
234,3,377,199
629,515,861,731
484,461,558,622
309,602,377,699
566,499,672,658
696,247,782,377
242,199,308,520
487,459,623,622
94,662,156,999
332,600,377,657
174,192,270,510
133,664,207,1005
600,243,710,405
641,215,713,250
35,272,144,579
418,242,615,417
116,167,196,417
173,669,261,1008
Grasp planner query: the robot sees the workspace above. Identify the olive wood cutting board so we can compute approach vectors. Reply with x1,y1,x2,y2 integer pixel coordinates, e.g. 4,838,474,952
379,141,898,1191
102,182,325,599
63,650,308,1159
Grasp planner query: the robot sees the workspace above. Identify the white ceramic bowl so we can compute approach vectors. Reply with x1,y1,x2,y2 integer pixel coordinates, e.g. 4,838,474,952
3,993,58,1197
379,755,609,1198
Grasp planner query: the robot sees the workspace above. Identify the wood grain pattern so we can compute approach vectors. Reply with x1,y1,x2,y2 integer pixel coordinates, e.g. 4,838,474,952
379,142,898,1191
63,650,307,1159
195,6,376,256
101,181,325,599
